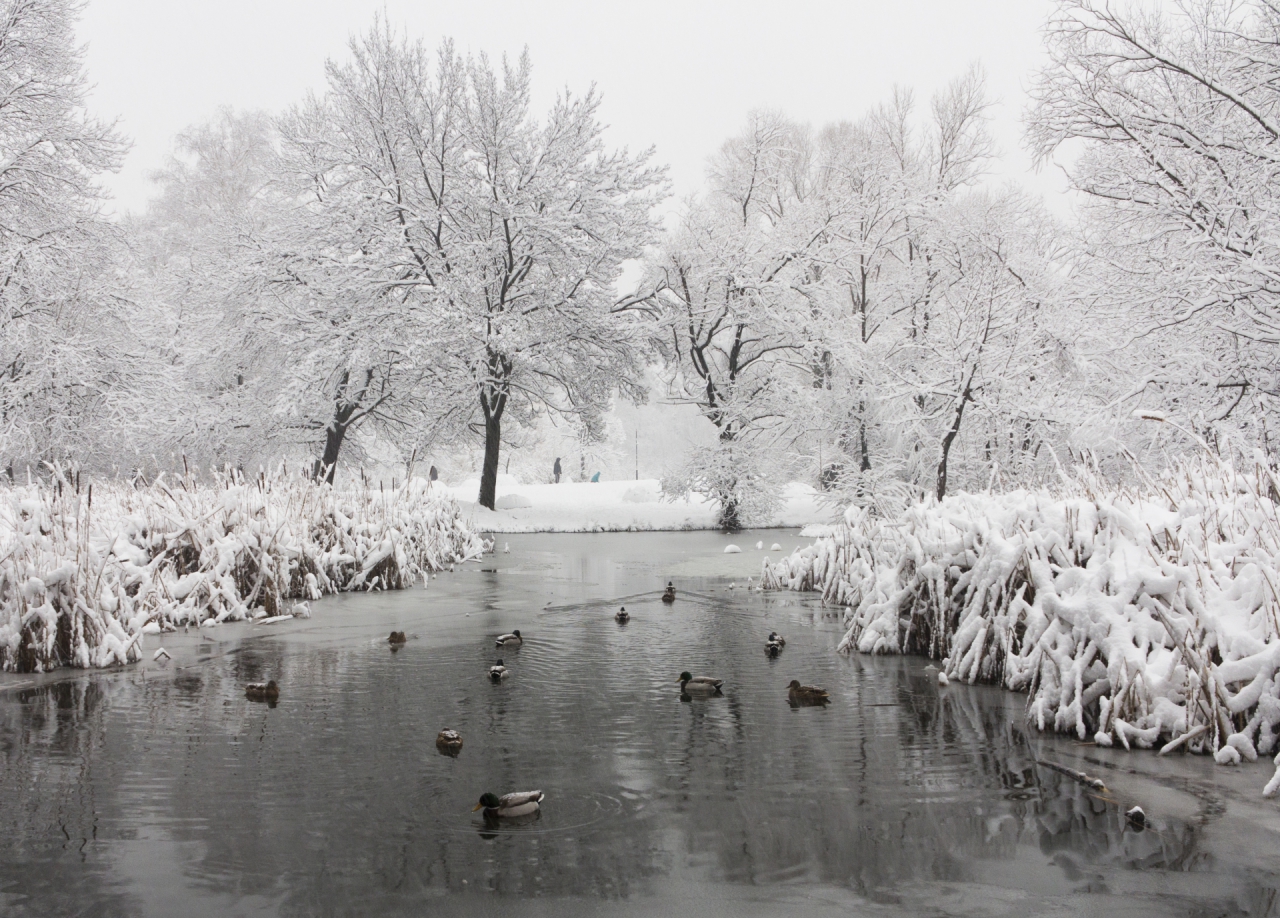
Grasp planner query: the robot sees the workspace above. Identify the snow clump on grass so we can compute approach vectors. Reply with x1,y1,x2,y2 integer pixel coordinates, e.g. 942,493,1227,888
0,468,488,673
762,454,1280,795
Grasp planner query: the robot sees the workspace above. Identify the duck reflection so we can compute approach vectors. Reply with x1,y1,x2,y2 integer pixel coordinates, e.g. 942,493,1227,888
0,565,1272,916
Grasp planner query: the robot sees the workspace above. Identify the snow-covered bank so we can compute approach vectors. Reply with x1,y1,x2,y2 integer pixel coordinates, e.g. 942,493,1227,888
0,472,487,673
440,476,834,532
763,459,1280,796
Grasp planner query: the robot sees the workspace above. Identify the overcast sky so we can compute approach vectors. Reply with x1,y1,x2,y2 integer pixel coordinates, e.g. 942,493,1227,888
77,0,1071,217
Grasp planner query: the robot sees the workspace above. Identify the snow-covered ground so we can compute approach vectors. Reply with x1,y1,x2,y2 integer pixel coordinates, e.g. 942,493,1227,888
764,457,1280,796
438,475,836,532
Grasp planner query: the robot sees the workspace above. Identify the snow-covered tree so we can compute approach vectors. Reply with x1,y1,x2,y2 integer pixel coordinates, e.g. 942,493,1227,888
0,0,127,474
281,25,665,501
127,108,285,472
650,112,826,529
1029,0,1280,450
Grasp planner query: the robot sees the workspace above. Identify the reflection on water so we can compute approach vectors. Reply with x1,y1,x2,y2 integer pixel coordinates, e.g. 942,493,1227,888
0,531,1276,917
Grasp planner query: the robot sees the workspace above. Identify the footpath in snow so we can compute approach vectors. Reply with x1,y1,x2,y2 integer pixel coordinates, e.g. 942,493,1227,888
440,475,834,532
763,458,1280,796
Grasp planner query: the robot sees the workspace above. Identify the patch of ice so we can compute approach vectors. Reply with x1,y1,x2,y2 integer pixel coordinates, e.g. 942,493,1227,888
724,544,742,554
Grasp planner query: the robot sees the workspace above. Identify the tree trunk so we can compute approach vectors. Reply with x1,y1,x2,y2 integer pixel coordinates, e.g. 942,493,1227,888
719,492,742,532
313,420,348,485
936,368,977,501
478,400,504,510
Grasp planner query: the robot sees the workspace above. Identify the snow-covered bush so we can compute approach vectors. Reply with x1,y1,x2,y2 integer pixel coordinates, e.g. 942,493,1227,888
0,469,488,673
763,455,1280,795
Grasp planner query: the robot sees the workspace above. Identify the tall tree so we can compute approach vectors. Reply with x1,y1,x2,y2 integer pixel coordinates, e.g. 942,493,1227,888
650,112,825,529
0,0,127,473
279,25,665,500
1029,0,1280,448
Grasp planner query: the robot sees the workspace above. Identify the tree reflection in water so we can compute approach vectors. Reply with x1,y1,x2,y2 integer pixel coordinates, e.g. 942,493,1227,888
0,559,1275,917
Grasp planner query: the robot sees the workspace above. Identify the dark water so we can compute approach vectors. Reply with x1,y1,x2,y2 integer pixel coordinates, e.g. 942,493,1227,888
1,531,1278,918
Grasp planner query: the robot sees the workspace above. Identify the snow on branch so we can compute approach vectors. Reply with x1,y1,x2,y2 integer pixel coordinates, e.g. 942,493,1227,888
0,468,488,673
764,452,1280,795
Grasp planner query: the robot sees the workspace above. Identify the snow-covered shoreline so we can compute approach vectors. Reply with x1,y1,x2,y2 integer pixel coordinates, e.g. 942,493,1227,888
763,458,1280,796
439,476,835,533
0,471,487,673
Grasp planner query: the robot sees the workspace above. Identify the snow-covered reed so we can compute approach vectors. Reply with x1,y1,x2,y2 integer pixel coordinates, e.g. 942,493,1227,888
0,469,488,673
763,456,1280,795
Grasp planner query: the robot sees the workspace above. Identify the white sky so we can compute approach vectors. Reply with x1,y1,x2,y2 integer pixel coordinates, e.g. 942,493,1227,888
77,0,1072,217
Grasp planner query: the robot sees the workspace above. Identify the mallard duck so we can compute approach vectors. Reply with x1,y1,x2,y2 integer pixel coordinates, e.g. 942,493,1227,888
472,790,544,818
678,671,723,694
661,583,676,604
245,680,279,702
615,606,630,623
489,660,509,681
767,631,786,647
389,631,407,647
436,729,463,754
765,640,783,658
495,630,523,647
787,680,830,705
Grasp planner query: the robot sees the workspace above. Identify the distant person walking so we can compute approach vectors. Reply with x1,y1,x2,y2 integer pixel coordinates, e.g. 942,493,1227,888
429,465,438,482
553,457,562,484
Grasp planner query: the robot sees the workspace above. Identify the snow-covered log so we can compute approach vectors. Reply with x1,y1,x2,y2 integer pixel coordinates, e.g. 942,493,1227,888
763,455,1280,794
0,469,487,673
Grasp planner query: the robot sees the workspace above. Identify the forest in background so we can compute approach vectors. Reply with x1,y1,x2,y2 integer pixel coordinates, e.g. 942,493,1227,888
1,0,1277,529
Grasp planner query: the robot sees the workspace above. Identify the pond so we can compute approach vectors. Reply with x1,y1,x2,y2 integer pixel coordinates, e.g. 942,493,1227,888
1,531,1277,917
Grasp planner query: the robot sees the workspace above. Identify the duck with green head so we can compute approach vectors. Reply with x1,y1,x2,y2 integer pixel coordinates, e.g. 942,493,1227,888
678,672,723,694
495,630,522,647
473,790,544,818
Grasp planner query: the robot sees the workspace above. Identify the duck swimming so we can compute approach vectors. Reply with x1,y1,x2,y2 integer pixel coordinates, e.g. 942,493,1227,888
678,671,723,694
495,630,523,647
489,660,509,682
245,680,279,703
436,729,463,754
615,606,630,623
388,631,407,648
662,583,676,604
473,790,544,818
765,631,785,657
787,680,830,706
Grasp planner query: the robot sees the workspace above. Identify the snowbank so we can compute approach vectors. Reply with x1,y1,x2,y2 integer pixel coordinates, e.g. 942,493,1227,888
0,470,487,673
762,458,1280,795
440,476,832,532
